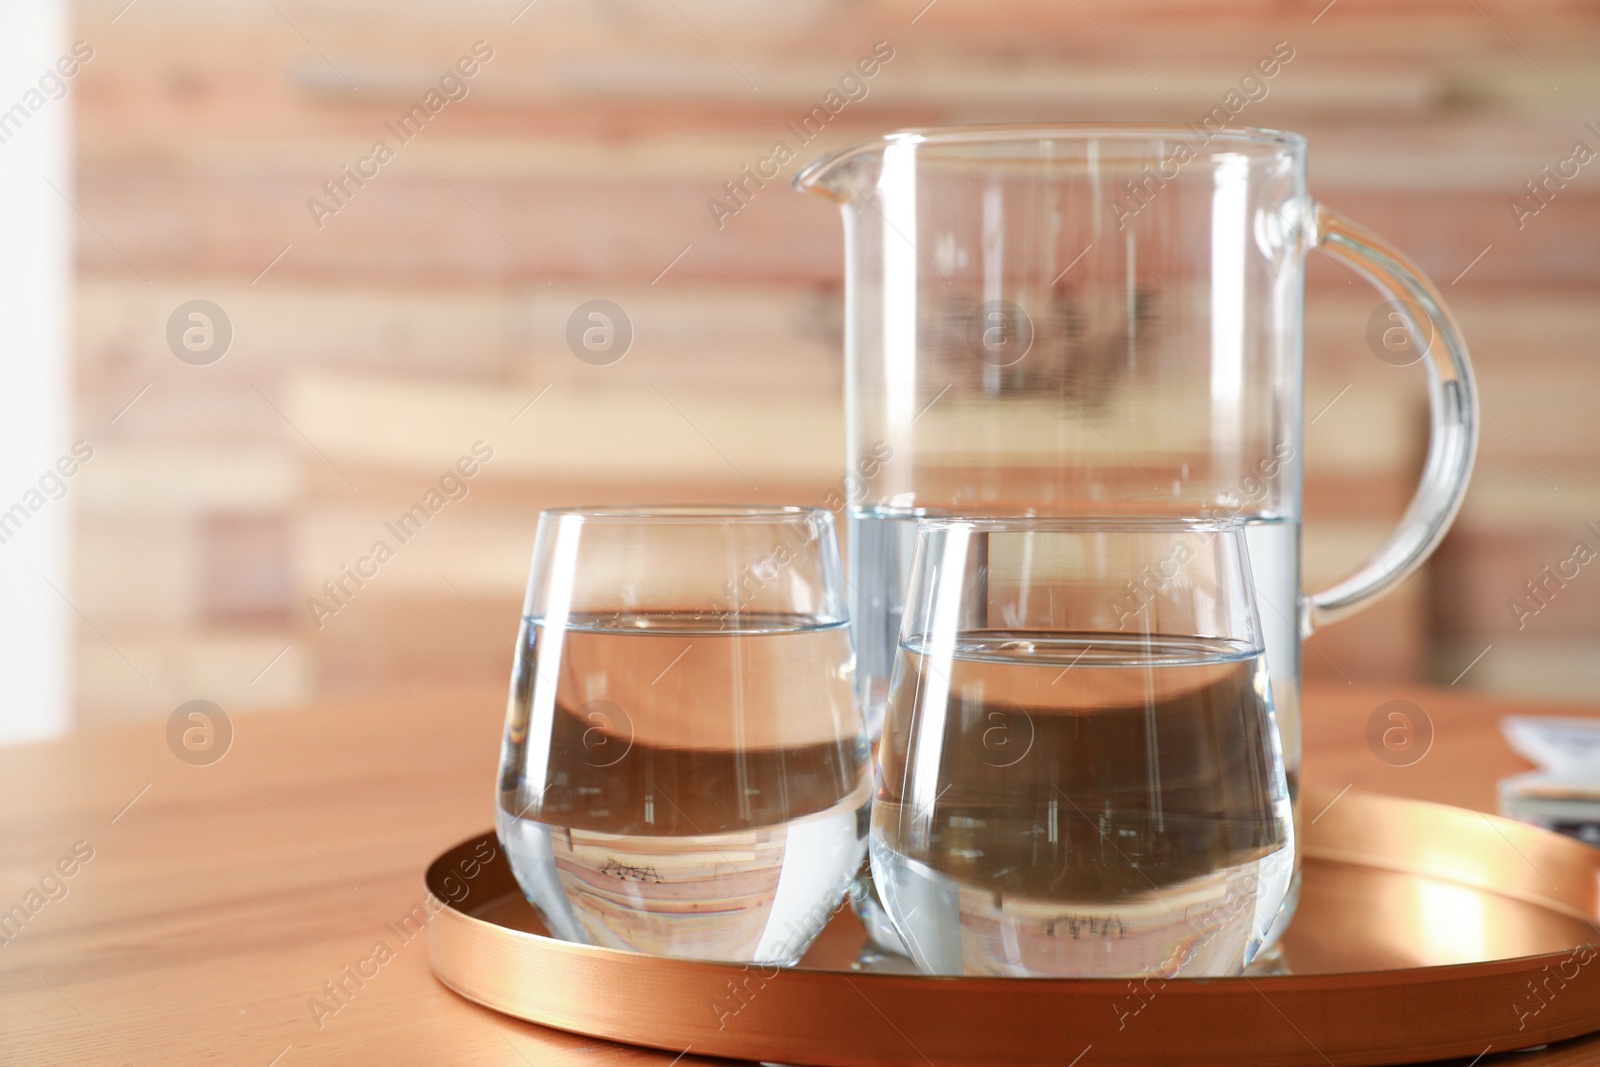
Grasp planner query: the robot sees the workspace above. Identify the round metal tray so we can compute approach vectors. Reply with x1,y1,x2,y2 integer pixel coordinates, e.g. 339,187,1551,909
426,790,1600,1066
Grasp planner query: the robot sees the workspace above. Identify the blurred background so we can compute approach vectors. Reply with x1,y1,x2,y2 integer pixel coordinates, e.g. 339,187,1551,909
6,0,1598,738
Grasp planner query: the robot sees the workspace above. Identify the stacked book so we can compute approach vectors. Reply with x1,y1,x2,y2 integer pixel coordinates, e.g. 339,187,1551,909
1500,716,1600,846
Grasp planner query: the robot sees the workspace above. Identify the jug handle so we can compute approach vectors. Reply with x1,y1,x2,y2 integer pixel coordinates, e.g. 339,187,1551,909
1301,203,1479,637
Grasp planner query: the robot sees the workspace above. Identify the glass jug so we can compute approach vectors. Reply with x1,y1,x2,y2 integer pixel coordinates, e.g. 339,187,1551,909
795,125,1477,941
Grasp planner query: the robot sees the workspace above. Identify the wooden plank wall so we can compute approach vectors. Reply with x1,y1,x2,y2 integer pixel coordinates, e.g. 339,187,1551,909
66,0,1600,724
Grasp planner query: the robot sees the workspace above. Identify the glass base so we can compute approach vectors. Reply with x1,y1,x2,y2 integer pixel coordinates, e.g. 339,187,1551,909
848,858,911,958
1242,940,1293,976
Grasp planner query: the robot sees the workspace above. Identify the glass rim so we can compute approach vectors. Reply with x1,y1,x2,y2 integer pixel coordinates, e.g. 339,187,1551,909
538,503,833,525
915,515,1251,535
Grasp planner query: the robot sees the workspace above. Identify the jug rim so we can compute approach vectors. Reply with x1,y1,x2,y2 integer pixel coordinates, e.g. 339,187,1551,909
793,123,1307,199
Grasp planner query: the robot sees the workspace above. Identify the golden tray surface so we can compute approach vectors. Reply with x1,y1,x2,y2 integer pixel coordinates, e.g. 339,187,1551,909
427,790,1600,1066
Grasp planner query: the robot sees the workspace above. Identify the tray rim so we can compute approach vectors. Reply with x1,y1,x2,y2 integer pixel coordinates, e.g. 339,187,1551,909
427,789,1600,1067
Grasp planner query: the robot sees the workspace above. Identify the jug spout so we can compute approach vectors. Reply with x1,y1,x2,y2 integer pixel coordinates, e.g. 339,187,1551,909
791,138,890,202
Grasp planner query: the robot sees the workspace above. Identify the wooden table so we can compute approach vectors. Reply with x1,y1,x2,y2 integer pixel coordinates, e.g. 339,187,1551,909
2,682,1596,1065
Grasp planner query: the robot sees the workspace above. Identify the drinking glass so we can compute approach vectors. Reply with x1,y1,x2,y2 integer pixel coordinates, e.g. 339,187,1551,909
495,505,870,965
872,517,1294,978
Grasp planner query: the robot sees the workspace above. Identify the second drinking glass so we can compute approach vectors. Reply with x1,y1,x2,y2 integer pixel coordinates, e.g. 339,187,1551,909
496,505,870,965
872,517,1295,978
